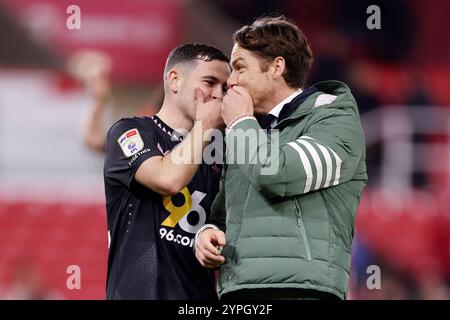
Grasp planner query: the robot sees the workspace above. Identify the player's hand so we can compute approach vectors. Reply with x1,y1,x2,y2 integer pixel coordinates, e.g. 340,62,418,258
88,69,111,104
195,228,226,269
222,85,254,126
194,88,225,131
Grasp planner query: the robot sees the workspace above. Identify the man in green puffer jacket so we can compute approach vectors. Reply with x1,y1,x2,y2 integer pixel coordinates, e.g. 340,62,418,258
194,15,367,300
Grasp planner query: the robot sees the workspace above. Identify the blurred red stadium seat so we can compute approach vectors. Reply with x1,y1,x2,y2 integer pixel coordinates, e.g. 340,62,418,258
356,189,450,280
0,200,108,300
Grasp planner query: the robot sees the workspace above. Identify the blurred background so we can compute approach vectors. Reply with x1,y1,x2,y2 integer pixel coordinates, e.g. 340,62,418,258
0,0,449,300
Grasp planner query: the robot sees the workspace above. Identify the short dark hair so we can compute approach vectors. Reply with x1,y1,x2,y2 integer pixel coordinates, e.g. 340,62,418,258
164,43,229,78
233,15,313,89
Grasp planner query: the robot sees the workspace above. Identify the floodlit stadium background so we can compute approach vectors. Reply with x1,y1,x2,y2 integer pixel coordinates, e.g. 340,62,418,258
0,0,449,300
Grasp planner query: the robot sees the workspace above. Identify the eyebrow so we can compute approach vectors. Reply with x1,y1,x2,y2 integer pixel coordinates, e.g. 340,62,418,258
202,75,220,82
202,75,228,90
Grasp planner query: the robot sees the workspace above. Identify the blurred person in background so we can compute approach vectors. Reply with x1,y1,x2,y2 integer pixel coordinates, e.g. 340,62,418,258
81,64,112,153
103,43,230,299
417,275,450,300
1,258,61,300
69,50,164,153
195,15,367,300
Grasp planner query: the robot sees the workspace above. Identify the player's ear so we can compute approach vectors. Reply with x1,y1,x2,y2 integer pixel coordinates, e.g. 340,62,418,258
167,69,181,94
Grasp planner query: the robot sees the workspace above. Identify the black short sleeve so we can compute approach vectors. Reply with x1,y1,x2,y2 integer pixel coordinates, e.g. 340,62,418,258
104,118,163,189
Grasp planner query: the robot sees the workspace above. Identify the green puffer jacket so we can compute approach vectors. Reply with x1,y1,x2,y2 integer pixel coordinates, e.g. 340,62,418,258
208,81,367,299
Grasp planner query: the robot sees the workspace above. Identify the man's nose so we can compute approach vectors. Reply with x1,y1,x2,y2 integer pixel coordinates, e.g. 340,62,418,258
227,72,238,89
212,85,224,100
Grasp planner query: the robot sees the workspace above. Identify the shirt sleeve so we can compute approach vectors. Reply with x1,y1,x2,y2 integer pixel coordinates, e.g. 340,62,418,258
104,118,164,189
225,107,365,197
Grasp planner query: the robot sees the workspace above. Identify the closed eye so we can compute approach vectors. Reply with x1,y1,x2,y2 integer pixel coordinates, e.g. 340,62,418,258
235,65,245,73
202,76,220,87
231,58,246,72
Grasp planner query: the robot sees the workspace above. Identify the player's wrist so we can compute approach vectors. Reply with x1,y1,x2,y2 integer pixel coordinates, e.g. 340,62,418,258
193,224,220,253
94,95,110,107
193,120,221,144
191,121,211,148
194,119,214,133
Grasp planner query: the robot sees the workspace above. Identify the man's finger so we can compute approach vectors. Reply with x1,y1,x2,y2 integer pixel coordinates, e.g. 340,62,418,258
225,88,239,99
202,239,222,256
222,94,230,106
201,254,225,269
231,85,249,96
212,232,227,247
194,87,205,104
196,251,223,269
201,249,225,264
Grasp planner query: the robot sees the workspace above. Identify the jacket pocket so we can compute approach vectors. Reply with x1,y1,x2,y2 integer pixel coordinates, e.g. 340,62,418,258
293,199,312,261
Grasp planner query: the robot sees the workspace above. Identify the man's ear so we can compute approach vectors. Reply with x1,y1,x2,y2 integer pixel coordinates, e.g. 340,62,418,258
272,57,286,80
167,69,181,94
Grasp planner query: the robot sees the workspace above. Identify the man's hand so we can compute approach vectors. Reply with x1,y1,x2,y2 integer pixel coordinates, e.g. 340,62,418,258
88,69,111,104
195,88,225,132
195,228,226,269
82,68,111,152
222,86,254,126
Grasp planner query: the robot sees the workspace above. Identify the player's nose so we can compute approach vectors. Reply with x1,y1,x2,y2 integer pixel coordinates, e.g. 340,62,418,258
211,85,224,100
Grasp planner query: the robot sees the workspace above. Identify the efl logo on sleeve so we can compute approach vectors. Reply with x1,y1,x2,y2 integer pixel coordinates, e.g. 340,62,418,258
117,128,144,158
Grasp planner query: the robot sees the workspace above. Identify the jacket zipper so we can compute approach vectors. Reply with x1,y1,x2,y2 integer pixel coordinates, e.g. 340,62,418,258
293,200,312,261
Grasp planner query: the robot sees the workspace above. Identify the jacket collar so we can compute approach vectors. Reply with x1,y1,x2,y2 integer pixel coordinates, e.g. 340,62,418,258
268,89,303,118
274,87,318,127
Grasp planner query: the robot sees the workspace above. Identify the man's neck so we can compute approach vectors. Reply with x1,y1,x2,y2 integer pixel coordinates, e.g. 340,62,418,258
256,86,300,115
156,102,194,132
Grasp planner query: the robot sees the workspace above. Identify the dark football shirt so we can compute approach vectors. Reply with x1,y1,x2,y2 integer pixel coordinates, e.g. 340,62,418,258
103,115,221,300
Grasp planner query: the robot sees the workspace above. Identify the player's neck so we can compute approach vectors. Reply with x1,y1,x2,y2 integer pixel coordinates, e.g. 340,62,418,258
157,103,194,132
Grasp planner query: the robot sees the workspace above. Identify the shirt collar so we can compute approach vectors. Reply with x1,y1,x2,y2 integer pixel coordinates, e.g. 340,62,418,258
268,88,303,118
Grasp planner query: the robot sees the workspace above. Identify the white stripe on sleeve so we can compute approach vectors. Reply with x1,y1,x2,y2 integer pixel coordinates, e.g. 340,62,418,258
329,148,342,185
287,142,313,193
315,143,334,188
296,139,323,190
299,135,342,187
